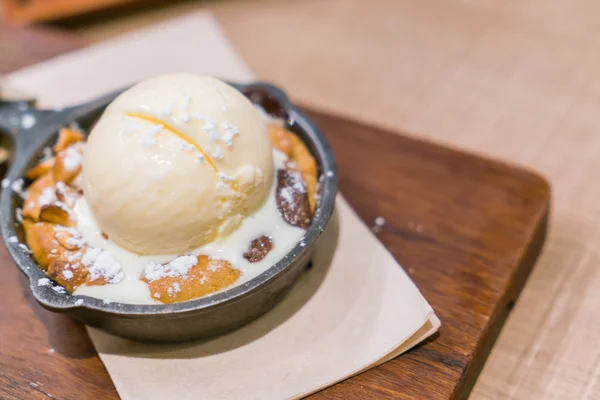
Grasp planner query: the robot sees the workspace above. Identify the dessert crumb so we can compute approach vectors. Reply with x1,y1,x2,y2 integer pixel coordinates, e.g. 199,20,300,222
47,348,55,354
51,286,65,294
371,216,386,233
62,270,74,280
63,146,83,171
143,255,198,282
37,278,51,287
81,247,124,284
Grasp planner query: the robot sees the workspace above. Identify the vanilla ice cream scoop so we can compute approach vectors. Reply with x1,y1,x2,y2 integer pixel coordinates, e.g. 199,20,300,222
82,74,274,255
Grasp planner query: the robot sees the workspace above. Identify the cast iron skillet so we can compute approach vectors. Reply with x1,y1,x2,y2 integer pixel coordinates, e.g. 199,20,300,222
0,82,337,342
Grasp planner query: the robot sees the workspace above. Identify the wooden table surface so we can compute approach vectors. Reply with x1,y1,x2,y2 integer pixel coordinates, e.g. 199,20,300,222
0,94,549,399
4,0,600,398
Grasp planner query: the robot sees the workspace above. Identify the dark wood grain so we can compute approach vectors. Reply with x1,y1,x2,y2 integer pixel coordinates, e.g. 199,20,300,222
305,112,549,400
0,108,549,400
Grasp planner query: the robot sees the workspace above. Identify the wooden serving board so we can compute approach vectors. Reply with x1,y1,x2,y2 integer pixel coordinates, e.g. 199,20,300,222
0,107,549,400
0,24,549,400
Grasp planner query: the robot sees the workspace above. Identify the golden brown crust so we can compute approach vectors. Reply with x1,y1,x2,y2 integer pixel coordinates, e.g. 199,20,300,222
269,125,318,212
55,182,79,208
142,256,241,304
53,127,85,153
52,143,83,185
47,259,88,292
22,173,55,221
53,229,82,251
27,221,109,292
39,204,74,226
23,220,63,271
25,158,55,180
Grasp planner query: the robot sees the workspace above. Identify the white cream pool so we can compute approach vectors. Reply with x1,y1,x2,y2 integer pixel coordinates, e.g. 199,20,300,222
74,149,305,304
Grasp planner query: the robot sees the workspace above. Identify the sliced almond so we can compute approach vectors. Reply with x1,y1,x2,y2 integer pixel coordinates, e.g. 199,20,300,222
53,127,85,153
22,173,55,221
39,204,73,226
25,158,55,180
55,182,78,208
269,125,294,157
54,229,84,251
53,143,83,185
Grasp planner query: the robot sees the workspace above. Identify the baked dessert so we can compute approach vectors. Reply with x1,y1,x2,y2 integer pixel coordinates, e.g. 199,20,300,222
9,74,319,304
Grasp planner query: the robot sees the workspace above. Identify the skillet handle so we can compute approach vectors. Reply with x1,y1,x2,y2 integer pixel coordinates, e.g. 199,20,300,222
0,100,74,163
0,89,128,179
0,100,38,134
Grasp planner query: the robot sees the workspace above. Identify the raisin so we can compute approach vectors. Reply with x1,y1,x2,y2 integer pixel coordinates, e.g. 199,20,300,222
243,235,273,263
276,169,312,230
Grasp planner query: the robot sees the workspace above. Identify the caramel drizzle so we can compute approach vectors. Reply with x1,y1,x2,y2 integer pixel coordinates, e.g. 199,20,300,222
126,112,218,172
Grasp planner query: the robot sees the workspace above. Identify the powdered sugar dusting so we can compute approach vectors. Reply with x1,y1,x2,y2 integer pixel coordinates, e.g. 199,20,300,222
179,141,195,152
65,236,87,247
38,187,56,206
142,255,198,282
81,248,124,284
280,187,295,205
38,278,51,287
63,146,83,171
52,286,65,294
141,124,164,147
207,260,223,272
